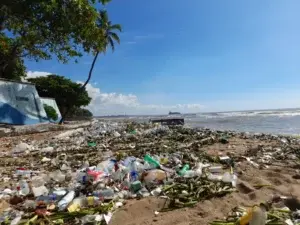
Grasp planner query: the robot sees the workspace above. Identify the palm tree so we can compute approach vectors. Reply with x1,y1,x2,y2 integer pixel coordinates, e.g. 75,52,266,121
59,10,121,124
80,10,121,91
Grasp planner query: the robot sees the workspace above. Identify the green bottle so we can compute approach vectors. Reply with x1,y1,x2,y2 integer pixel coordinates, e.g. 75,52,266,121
144,154,160,168
178,164,190,176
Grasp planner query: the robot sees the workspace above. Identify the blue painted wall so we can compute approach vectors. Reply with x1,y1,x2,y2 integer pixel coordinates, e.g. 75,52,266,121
0,80,49,125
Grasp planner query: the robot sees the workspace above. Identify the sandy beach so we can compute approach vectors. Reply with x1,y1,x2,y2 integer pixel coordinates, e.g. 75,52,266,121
0,121,299,224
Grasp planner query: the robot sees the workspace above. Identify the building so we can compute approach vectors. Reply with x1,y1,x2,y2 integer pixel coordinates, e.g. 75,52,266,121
0,78,49,125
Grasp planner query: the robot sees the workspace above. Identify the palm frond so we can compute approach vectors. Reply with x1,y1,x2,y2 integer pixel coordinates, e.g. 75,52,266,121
108,37,115,51
109,32,120,44
99,10,109,23
110,24,122,32
99,0,112,5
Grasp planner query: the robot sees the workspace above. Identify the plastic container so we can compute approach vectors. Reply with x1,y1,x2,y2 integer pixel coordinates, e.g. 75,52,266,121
18,180,30,196
222,172,237,187
207,173,223,181
144,155,160,168
87,170,105,182
97,160,116,174
208,166,223,173
93,189,114,199
178,164,190,176
130,181,142,192
50,170,66,182
16,168,31,176
151,187,162,196
58,191,75,210
52,188,67,197
32,186,49,197
36,194,57,203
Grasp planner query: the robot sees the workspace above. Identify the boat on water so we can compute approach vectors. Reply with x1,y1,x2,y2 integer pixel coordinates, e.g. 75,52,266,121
169,111,181,115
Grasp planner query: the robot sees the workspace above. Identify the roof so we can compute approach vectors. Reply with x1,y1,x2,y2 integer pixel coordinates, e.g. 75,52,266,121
0,78,34,86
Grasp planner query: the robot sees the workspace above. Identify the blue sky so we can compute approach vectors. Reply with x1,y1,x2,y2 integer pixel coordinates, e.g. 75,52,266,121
26,0,300,115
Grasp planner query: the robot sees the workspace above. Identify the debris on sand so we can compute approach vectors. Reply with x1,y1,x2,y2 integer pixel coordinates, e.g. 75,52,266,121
0,120,300,224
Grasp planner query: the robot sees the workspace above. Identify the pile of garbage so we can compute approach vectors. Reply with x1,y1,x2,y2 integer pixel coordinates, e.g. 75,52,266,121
209,196,300,225
0,121,240,224
1,120,300,224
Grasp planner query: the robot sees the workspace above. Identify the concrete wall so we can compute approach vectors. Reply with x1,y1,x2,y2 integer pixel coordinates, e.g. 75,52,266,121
40,97,62,122
0,79,49,125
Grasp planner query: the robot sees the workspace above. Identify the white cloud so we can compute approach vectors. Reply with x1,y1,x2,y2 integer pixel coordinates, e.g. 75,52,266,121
23,72,204,115
124,33,165,45
78,82,203,116
26,71,51,78
81,82,204,116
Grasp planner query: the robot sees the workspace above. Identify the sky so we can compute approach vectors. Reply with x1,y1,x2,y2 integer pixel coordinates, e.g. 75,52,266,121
25,0,300,115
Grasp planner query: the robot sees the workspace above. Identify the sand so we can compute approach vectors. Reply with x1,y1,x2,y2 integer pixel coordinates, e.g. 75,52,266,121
0,131,299,225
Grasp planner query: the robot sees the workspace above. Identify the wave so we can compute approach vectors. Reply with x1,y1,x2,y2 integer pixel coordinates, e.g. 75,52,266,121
198,109,300,118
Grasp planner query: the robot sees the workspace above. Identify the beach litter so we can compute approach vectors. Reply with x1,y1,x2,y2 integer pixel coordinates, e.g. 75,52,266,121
209,197,300,225
0,120,300,224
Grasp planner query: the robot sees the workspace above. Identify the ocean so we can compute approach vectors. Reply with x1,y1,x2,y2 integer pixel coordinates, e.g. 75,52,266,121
106,108,300,135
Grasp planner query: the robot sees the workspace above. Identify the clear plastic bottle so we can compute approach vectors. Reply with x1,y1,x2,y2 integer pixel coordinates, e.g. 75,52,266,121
18,180,30,196
36,194,57,203
93,189,114,199
16,168,31,176
58,191,75,210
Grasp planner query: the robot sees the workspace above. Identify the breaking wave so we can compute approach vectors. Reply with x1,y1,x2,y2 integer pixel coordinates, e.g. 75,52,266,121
198,109,300,118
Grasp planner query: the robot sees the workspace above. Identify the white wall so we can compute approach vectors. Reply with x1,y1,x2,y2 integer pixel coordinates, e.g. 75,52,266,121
0,79,48,125
40,97,62,121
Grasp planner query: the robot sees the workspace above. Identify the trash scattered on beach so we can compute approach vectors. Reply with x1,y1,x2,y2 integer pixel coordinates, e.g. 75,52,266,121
1,120,300,224
210,197,300,225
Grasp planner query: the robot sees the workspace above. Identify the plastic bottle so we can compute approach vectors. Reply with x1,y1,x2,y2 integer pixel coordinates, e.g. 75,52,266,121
93,189,114,199
58,191,75,210
18,180,30,196
129,161,139,181
178,164,190,176
97,160,116,174
36,194,57,203
144,155,160,168
87,170,105,182
76,171,88,184
207,173,223,181
52,188,67,197
208,166,223,173
16,168,31,176
222,172,237,187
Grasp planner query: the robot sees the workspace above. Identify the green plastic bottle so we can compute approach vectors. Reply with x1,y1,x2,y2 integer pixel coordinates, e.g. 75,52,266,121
144,154,160,168
178,164,190,176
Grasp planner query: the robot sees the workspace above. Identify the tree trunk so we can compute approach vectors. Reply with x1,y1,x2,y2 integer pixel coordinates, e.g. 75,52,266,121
59,51,99,124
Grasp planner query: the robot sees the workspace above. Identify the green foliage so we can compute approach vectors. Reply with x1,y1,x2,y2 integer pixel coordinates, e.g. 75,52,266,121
72,108,93,118
0,34,26,80
0,0,121,66
43,104,58,121
28,75,91,115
